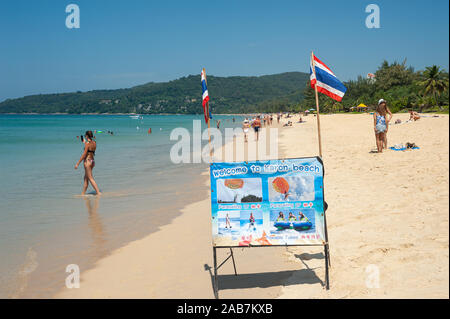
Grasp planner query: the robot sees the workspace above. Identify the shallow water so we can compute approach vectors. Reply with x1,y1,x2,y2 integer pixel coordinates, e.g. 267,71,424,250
0,114,244,298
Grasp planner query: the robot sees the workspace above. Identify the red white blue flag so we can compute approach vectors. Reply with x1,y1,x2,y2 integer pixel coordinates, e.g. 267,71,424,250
201,69,210,123
310,54,347,102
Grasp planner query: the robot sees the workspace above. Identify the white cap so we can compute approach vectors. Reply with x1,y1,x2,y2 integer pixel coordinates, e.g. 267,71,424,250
378,99,386,105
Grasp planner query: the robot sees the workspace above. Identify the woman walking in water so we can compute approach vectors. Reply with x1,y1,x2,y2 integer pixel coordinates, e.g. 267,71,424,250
75,131,101,195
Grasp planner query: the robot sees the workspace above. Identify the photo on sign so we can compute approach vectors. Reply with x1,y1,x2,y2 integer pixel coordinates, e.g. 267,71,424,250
216,178,263,203
269,208,315,235
268,176,315,202
217,211,240,236
239,210,263,235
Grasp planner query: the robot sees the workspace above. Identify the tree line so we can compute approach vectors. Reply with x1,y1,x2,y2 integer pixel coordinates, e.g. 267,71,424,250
0,61,447,114
298,60,449,113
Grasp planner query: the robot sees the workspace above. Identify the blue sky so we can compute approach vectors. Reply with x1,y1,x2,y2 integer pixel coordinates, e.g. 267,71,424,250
0,0,448,101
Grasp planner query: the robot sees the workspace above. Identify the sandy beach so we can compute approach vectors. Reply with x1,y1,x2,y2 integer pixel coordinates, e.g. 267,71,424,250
56,113,449,299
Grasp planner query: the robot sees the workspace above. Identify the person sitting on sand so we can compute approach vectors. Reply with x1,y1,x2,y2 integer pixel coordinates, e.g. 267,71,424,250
373,100,389,153
75,131,101,195
276,212,285,222
409,110,421,121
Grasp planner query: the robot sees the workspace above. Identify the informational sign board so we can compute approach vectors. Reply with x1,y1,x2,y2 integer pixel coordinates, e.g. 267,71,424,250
210,157,326,247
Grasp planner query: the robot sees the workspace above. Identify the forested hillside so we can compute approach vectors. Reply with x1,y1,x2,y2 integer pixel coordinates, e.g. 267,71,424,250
0,72,309,114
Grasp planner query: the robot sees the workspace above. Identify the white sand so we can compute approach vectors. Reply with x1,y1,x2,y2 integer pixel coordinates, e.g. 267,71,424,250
56,113,449,299
278,113,449,298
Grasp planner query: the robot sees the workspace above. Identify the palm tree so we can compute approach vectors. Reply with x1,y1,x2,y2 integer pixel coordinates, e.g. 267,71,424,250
418,65,449,110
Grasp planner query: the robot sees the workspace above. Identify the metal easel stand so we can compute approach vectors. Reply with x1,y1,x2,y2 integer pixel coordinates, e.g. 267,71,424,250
212,242,330,299
213,247,237,299
323,242,330,290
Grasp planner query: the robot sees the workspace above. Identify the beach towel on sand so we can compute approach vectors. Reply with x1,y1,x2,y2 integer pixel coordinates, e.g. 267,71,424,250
390,146,420,151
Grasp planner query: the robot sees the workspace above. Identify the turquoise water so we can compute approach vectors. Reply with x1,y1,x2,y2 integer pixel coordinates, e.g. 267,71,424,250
0,114,244,298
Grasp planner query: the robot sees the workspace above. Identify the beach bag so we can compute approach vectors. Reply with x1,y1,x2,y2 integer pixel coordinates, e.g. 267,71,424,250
406,142,417,149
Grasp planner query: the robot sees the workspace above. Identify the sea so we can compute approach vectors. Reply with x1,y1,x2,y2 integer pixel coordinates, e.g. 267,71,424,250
0,114,245,298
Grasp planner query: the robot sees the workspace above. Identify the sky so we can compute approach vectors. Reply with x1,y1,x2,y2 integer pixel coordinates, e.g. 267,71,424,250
0,0,448,101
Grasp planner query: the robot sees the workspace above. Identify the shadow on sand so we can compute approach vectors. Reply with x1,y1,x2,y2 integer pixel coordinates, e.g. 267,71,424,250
294,252,324,261
204,262,324,298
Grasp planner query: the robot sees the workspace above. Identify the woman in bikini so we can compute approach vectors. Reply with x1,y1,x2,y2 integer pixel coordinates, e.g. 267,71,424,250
75,130,101,195
373,101,389,153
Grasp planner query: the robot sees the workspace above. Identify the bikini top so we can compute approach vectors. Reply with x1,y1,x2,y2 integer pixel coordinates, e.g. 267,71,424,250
86,142,96,155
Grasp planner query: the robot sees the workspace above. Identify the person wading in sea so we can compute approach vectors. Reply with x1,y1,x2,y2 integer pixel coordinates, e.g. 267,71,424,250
75,130,101,195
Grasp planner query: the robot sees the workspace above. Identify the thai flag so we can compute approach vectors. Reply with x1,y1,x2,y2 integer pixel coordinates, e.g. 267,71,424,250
201,69,210,123
310,54,347,102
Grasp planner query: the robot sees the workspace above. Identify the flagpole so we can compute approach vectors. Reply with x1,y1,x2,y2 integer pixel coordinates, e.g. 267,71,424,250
207,101,213,160
311,52,331,274
311,51,323,158
203,68,213,161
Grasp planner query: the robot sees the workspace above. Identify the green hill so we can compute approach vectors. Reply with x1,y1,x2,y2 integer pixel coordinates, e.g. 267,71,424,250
0,72,309,114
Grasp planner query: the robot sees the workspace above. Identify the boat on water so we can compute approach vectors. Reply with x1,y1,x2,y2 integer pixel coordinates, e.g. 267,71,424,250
129,115,143,120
